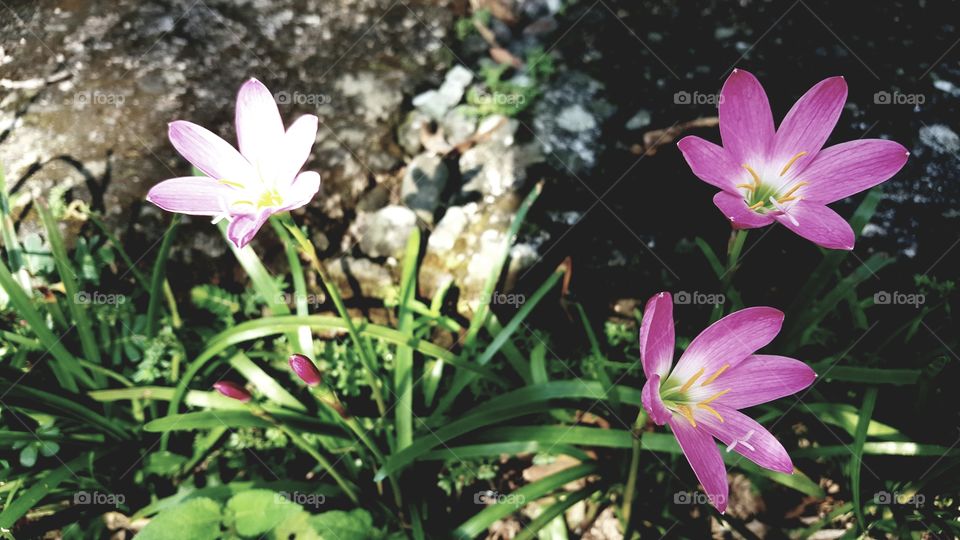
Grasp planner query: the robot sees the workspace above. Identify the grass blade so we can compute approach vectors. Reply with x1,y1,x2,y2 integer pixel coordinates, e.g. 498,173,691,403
851,387,878,532
146,214,181,338
395,228,420,450
228,352,306,411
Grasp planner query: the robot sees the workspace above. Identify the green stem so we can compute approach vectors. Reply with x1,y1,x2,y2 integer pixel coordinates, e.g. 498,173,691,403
621,409,647,539
146,214,181,338
721,229,748,290
278,213,387,416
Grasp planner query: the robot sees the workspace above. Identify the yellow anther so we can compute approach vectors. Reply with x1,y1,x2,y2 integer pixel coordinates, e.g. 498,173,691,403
736,183,756,191
232,199,254,206
776,182,808,203
748,200,765,210
678,367,705,393
742,164,762,187
779,151,807,176
676,404,697,428
700,388,732,405
218,179,246,188
697,403,724,422
701,364,730,386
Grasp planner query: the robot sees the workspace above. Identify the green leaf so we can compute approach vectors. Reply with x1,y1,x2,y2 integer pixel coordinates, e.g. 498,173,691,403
0,452,97,529
851,387,878,532
136,497,222,540
272,510,321,540
146,214,181,338
226,489,301,538
229,352,306,411
18,445,37,467
143,410,344,437
310,509,377,540
395,228,420,450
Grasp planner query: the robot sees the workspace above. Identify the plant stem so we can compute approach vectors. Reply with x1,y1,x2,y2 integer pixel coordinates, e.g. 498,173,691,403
621,409,648,538
721,229,748,291
275,422,360,505
279,213,387,416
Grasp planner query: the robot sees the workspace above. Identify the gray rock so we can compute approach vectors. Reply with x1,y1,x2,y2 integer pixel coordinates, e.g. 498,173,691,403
325,256,395,300
402,154,449,223
412,65,474,120
440,106,477,147
355,205,419,259
532,71,615,175
625,109,652,130
427,206,468,252
459,115,542,197
919,124,960,154
0,0,451,244
398,110,429,156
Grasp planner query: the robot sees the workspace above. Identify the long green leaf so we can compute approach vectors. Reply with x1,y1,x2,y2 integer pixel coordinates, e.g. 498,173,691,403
146,214,181,338
851,387,878,532
453,462,598,539
270,217,313,355
0,451,97,529
144,409,344,437
2,380,127,440
228,352,305,411
514,485,600,540
395,228,420,450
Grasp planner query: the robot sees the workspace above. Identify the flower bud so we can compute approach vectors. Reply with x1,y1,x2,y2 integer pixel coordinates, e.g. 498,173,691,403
213,381,252,402
289,353,322,386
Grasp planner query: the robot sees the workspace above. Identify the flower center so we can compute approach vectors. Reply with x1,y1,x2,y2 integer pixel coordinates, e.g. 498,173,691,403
218,178,284,211
736,151,809,214
662,363,732,428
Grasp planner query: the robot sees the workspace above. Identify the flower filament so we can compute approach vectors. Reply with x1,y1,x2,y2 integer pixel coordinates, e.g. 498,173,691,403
737,151,810,213
662,363,732,428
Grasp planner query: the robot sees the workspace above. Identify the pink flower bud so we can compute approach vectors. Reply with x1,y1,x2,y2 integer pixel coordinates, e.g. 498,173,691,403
213,381,252,402
289,353,322,386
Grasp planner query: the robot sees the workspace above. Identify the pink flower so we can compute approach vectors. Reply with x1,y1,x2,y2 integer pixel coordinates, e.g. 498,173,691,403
213,381,252,402
288,353,322,386
639,292,815,513
146,78,321,248
678,69,908,250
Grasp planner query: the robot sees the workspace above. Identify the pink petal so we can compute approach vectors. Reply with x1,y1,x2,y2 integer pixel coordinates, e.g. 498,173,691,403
146,177,235,216
639,292,675,379
667,416,729,512
227,210,272,248
677,136,743,193
771,76,847,173
280,171,321,211
797,139,909,204
168,121,254,182
235,78,285,166
641,374,671,426
687,354,816,409
713,192,776,229
774,200,855,250
670,307,784,384
275,114,319,187
719,69,775,165
697,404,794,474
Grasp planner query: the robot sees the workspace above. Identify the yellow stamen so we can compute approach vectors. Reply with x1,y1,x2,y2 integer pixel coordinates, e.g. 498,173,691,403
697,403,724,422
700,388,732,405
779,151,807,176
776,181,808,203
748,200,765,210
218,179,246,188
701,364,730,386
736,183,756,191
676,404,697,427
232,199,254,206
678,367,705,393
742,164,762,187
